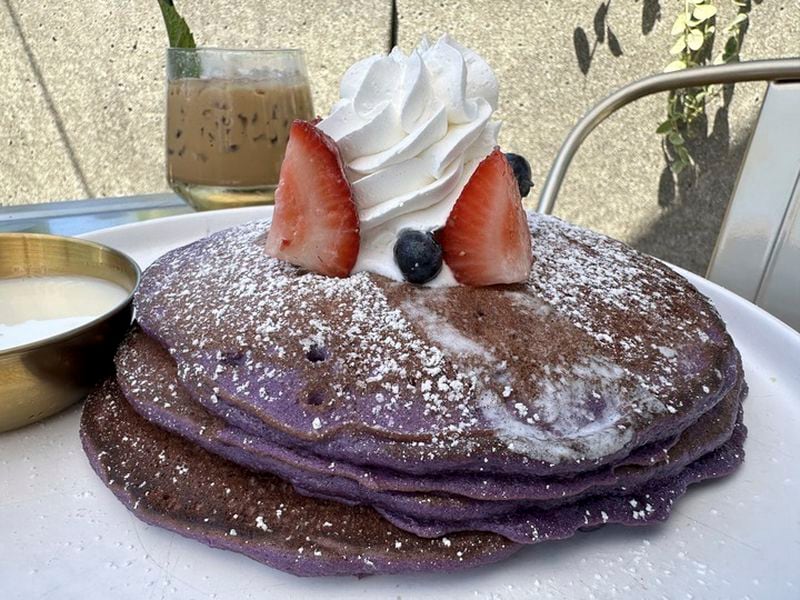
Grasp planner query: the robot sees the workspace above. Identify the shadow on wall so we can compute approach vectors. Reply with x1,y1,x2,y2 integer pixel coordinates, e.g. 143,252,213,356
573,0,624,75
635,0,756,275
571,0,761,275
641,0,661,35
632,84,749,275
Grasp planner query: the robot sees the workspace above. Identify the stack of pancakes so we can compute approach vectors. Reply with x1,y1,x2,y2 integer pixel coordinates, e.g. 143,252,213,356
81,214,747,576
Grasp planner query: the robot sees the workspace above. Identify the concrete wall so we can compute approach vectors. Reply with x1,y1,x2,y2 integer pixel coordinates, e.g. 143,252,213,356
397,0,800,274
2,0,799,275
0,1,391,202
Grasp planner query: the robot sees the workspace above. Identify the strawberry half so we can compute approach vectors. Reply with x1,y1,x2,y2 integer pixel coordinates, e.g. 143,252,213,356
439,149,532,286
265,120,360,278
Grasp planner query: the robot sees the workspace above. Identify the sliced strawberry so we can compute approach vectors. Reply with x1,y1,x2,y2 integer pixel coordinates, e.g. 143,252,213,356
439,149,532,286
265,120,360,278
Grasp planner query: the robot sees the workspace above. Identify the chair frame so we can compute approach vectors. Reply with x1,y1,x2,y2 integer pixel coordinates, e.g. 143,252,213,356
536,59,800,215
535,59,800,329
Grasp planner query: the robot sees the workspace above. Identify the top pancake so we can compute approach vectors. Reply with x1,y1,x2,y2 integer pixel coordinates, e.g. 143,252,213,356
133,214,741,476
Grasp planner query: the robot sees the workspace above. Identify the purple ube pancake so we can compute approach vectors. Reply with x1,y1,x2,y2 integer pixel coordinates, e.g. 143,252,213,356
117,327,745,532
80,379,521,577
82,376,744,573
82,212,749,575
133,214,743,479
375,416,746,543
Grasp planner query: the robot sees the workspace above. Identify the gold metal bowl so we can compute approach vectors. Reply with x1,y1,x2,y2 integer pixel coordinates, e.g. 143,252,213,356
0,233,140,432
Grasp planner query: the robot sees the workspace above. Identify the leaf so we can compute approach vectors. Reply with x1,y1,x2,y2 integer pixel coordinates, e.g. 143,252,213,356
687,29,705,51
670,37,687,55
157,0,196,48
665,60,687,73
671,13,687,35
607,28,623,57
573,27,592,75
731,13,749,26
594,2,608,44
723,36,740,60
668,132,685,146
642,0,660,35
673,159,688,175
656,120,674,134
693,4,718,22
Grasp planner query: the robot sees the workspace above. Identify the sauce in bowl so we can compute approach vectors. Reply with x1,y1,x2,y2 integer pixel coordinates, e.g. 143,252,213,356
0,275,130,351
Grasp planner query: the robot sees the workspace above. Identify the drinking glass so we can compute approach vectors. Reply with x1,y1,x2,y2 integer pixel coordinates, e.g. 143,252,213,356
166,48,314,211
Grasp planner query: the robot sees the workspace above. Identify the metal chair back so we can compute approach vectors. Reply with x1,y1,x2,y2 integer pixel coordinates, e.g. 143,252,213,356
706,80,800,330
537,59,800,330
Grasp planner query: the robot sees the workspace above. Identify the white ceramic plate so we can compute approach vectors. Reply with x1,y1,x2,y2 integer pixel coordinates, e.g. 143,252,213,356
2,209,798,600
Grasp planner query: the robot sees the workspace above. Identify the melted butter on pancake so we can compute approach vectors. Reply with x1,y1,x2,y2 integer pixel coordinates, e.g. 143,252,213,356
478,355,662,463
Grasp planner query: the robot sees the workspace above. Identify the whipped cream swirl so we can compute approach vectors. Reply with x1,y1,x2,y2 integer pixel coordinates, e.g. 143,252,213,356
318,35,500,285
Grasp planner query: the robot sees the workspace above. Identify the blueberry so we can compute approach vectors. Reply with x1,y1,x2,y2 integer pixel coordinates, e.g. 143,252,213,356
394,229,443,284
505,153,533,198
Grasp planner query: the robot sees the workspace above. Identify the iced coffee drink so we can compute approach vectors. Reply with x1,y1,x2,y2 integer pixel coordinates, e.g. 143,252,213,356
166,49,314,210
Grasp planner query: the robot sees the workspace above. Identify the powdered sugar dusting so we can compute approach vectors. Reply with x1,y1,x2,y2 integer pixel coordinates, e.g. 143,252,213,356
132,214,735,469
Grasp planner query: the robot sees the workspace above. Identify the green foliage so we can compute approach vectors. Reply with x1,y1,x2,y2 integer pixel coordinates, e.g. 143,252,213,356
659,1,749,174
157,0,196,49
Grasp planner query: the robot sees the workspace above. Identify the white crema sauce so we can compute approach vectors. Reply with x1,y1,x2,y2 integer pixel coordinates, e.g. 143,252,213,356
0,275,129,351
